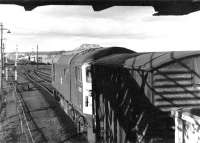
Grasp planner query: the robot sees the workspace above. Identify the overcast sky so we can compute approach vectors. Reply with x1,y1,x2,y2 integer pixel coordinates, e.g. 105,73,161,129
0,4,200,52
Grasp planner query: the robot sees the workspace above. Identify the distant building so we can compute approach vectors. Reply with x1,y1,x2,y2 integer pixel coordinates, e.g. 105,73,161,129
75,44,100,50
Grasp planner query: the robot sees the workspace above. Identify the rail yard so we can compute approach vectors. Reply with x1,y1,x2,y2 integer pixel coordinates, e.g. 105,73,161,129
0,0,200,141
0,62,88,142
2,46,200,143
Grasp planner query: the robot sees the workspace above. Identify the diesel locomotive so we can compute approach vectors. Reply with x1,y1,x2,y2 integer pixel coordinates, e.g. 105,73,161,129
51,46,134,142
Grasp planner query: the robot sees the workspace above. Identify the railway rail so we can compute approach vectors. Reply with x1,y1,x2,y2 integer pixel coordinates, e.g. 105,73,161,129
18,64,89,142
0,64,88,143
29,68,89,137
3,69,48,143
25,69,53,95
1,81,33,143
14,82,48,143
33,70,51,83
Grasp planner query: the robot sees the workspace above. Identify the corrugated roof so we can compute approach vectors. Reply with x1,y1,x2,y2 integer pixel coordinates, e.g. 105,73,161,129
94,51,200,71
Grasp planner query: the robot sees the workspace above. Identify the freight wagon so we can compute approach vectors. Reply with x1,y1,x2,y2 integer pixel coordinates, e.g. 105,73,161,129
91,51,200,143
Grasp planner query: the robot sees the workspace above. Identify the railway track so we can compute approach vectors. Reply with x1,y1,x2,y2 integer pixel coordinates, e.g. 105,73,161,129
1,69,48,143
6,67,50,143
27,67,89,135
33,69,51,83
14,83,48,143
16,65,88,143
0,64,88,143
25,69,53,95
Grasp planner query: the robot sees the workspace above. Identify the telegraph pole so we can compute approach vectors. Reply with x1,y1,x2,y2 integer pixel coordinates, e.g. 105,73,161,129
15,45,18,81
0,23,11,89
36,44,38,69
2,43,5,72
0,24,3,89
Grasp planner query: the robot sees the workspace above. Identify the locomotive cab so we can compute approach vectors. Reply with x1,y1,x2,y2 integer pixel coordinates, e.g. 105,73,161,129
82,63,92,115
82,63,96,142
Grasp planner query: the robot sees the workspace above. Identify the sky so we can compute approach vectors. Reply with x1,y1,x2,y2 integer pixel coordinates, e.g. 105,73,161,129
1,4,200,52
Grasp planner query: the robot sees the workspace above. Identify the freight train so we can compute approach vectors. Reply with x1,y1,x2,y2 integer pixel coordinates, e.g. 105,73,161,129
52,47,200,143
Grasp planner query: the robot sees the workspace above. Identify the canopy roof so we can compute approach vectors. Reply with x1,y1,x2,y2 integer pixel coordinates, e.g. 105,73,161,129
94,51,200,72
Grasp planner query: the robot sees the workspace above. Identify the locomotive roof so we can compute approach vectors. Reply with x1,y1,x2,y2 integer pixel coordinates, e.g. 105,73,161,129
56,47,134,65
94,51,200,72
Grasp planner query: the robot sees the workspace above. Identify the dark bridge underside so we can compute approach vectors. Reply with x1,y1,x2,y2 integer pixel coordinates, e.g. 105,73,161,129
1,0,200,15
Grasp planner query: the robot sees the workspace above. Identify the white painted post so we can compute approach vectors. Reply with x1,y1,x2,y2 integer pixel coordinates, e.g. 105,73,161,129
15,45,18,81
